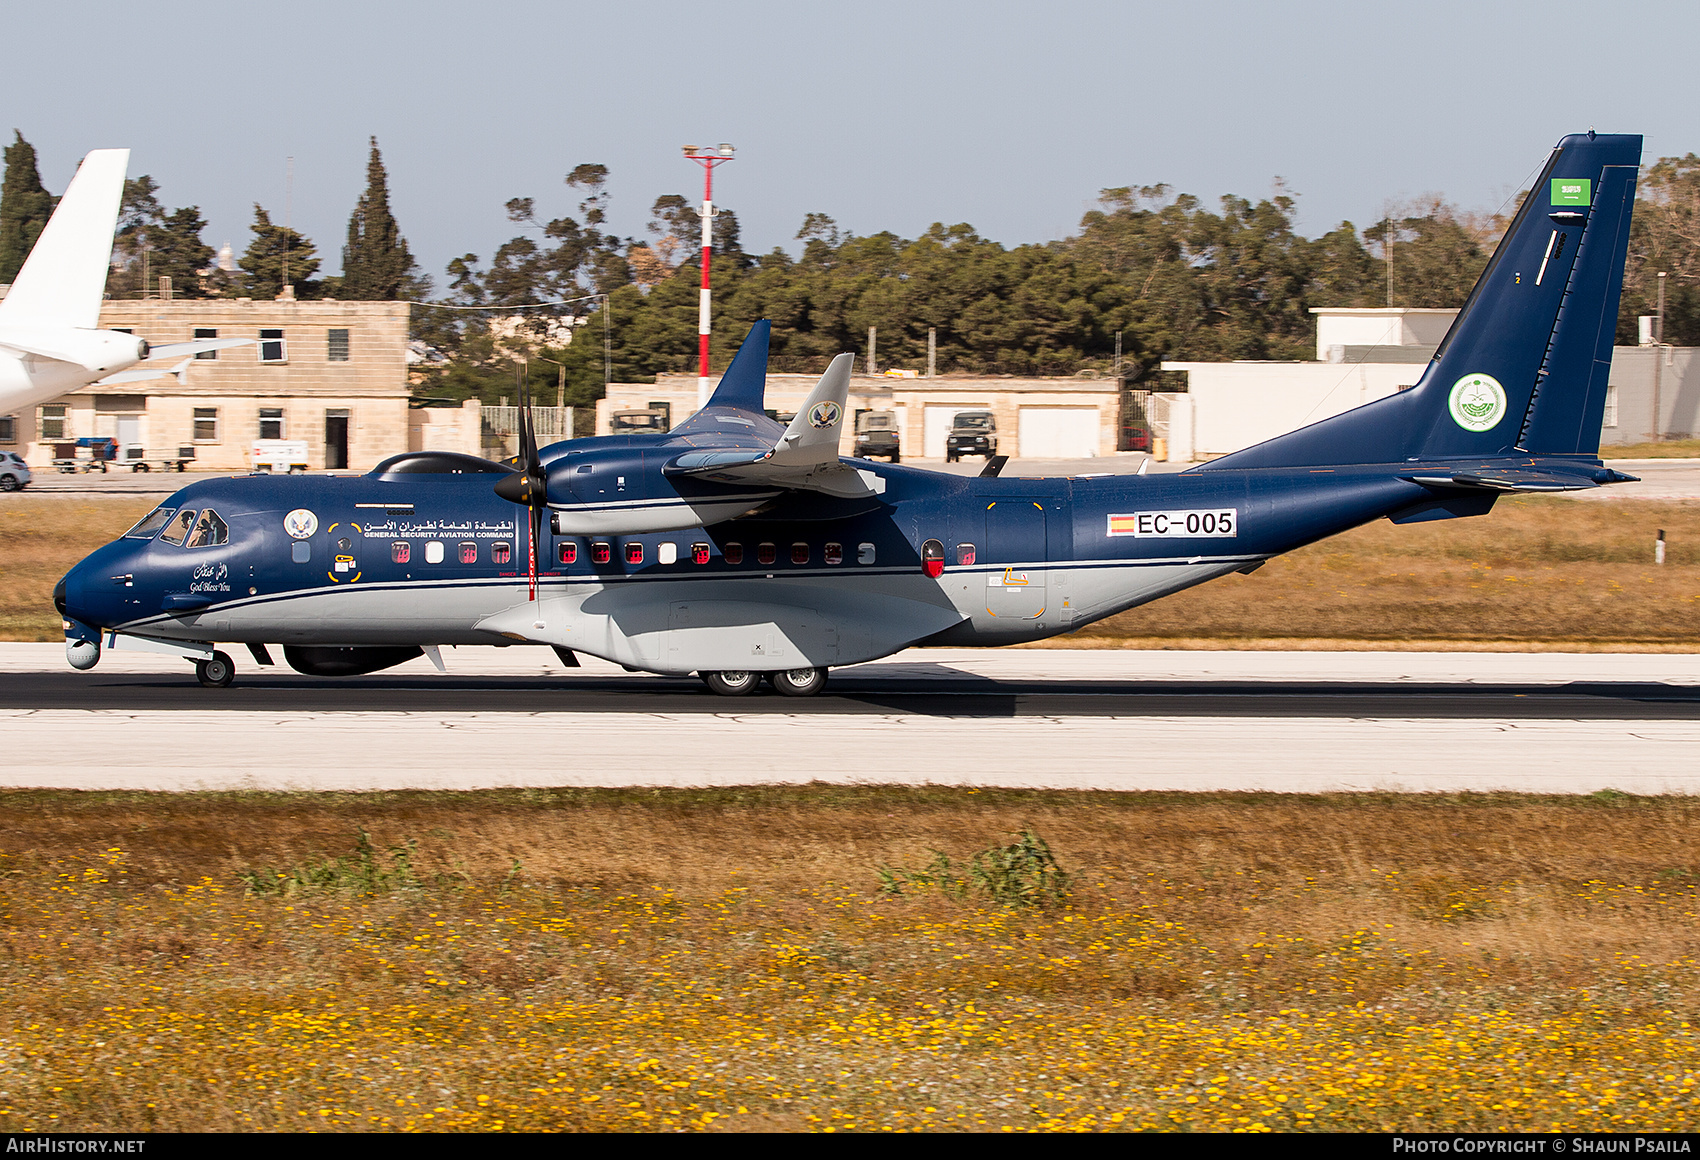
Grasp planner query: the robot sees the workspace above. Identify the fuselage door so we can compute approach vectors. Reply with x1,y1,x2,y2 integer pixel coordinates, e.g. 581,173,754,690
984,499,1047,619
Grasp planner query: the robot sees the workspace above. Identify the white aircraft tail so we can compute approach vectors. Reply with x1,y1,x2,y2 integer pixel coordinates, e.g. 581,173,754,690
0,148,128,331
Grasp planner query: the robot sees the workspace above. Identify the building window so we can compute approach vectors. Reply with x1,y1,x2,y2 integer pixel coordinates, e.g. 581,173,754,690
40,405,67,441
0,417,13,443
1603,385,1619,428
327,329,350,361
194,328,219,360
193,407,219,442
258,408,285,440
259,328,287,363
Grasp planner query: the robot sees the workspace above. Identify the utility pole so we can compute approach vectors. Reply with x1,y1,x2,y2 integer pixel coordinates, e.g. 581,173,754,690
682,144,735,409
927,328,936,378
1385,207,1394,308
868,326,877,376
1651,271,1667,441
280,156,295,301
1114,330,1123,385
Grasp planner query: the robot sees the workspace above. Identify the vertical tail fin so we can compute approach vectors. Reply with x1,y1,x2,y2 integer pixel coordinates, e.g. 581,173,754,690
0,148,128,331
1202,133,1642,470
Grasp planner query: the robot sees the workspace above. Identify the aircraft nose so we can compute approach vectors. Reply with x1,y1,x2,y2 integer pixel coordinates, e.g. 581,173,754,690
52,576,68,616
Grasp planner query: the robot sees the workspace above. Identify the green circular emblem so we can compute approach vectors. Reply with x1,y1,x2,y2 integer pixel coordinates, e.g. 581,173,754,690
1448,373,1507,432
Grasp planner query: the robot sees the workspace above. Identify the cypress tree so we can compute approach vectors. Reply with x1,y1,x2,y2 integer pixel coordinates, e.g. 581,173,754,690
340,137,414,299
0,131,54,284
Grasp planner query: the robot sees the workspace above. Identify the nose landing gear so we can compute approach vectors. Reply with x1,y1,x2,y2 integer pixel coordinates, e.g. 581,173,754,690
195,650,236,688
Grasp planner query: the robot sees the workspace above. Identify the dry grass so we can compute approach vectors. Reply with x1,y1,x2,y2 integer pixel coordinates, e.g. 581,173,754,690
3,788,1700,1132
1603,442,1700,459
0,496,153,639
3,494,1697,646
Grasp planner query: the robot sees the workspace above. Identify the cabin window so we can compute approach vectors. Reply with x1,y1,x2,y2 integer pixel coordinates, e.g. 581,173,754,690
757,543,777,565
192,407,219,442
591,542,611,564
258,408,285,440
625,542,644,565
791,542,809,565
425,541,444,564
723,542,743,565
123,506,177,539
259,328,287,363
557,541,576,565
186,509,229,548
391,541,411,564
492,541,512,565
327,329,350,362
460,541,478,564
658,542,678,565
337,537,351,551
957,543,977,566
291,541,311,564
824,542,843,565
194,328,219,360
858,542,876,565
921,538,945,578
692,542,711,565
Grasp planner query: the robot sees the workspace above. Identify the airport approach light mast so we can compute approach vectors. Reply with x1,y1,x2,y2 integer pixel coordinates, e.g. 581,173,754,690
683,144,735,409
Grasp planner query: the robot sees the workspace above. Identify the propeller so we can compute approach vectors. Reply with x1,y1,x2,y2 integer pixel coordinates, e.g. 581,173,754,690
493,370,547,601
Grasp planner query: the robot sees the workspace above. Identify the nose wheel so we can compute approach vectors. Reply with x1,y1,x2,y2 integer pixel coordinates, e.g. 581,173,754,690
195,650,236,688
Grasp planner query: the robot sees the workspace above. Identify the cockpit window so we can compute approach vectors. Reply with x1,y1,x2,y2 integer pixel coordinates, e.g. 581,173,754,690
160,509,197,546
184,508,228,548
123,506,177,539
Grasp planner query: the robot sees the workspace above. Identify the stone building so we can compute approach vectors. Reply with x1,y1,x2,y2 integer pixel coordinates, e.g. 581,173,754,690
598,371,1129,459
6,299,412,472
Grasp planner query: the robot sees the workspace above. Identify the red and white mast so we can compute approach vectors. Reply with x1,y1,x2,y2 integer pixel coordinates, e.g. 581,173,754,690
683,144,735,409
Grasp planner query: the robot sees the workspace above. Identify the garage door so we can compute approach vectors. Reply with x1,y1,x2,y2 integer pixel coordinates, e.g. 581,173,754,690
923,405,992,459
1018,407,1100,458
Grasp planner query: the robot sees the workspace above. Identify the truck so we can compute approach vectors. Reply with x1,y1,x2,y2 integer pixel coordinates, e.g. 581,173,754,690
853,410,901,462
251,439,310,474
945,411,997,462
609,408,670,435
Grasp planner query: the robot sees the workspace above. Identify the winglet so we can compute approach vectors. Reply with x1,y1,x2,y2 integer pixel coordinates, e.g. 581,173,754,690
770,353,853,467
702,320,770,413
0,148,128,331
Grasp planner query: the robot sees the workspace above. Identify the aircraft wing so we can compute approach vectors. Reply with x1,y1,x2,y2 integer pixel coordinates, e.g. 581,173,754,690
665,353,885,498
95,358,193,386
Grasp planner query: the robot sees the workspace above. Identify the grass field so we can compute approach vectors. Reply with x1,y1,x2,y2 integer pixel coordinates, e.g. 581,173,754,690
1,787,1698,1132
1602,441,1700,459
2,493,1695,646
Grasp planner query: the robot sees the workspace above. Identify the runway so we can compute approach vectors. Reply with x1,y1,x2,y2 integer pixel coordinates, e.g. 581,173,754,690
3,645,1697,794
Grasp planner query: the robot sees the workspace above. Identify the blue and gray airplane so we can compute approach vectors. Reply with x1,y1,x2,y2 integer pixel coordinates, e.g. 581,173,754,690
54,132,1642,695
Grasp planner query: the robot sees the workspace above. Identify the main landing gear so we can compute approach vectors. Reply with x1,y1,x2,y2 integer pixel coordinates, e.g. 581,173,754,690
699,667,828,698
195,650,236,688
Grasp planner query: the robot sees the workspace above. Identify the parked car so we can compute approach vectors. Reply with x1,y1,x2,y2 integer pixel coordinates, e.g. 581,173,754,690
610,408,670,434
945,411,998,461
0,451,31,491
854,410,901,462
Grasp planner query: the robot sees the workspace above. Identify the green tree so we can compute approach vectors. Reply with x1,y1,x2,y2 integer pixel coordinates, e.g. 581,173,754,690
1619,154,1700,346
0,131,53,284
109,177,217,298
239,205,322,299
339,137,421,300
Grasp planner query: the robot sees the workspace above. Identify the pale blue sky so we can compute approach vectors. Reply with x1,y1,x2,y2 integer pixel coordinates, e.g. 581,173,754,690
5,0,1696,284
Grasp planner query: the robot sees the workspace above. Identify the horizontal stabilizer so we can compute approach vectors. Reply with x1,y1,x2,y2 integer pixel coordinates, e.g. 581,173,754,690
144,337,253,360
96,358,192,386
0,336,83,365
1405,467,1637,492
